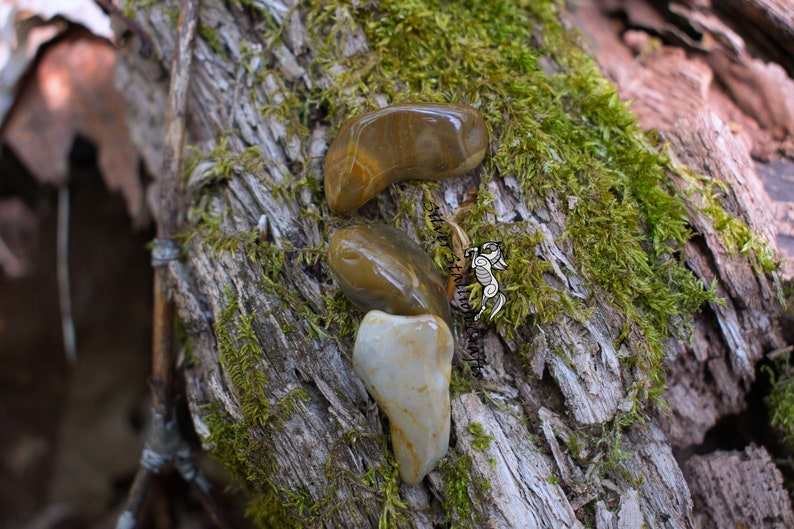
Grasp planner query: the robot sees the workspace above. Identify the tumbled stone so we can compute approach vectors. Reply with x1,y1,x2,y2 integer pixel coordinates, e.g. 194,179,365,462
324,103,488,214
353,310,453,485
328,223,452,326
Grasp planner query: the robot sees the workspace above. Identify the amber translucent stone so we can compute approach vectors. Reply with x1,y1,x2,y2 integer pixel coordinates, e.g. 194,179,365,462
324,103,488,214
327,224,452,325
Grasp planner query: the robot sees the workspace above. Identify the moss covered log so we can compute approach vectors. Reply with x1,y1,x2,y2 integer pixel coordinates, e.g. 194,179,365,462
118,0,787,527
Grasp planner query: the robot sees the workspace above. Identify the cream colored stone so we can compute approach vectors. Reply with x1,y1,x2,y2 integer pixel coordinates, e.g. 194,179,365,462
353,310,453,485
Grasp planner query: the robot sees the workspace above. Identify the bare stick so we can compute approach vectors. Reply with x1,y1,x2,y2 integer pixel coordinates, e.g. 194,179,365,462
175,445,236,529
151,0,199,418
57,185,77,363
117,2,202,528
115,465,153,529
149,7,237,526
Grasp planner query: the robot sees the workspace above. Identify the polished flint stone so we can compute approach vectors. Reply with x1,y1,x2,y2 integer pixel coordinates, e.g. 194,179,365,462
324,103,488,214
327,224,452,326
353,310,453,485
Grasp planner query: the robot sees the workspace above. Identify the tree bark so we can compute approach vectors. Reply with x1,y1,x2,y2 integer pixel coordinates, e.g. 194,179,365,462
686,445,794,529
117,0,792,527
568,0,792,445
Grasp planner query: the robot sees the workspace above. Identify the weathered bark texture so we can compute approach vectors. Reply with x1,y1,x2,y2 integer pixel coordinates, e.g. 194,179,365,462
568,0,792,445
686,445,794,529
117,0,792,527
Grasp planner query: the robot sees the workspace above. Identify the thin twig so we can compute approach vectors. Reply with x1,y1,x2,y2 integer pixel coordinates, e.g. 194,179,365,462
175,445,236,529
117,2,237,528
57,185,77,363
151,0,199,419
769,345,794,361
115,465,153,529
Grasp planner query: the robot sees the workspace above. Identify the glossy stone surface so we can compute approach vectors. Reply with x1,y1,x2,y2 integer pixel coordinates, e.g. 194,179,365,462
324,103,488,213
353,310,453,485
328,224,452,326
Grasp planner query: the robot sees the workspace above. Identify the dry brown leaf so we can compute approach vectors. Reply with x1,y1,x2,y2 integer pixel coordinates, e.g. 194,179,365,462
0,0,113,123
2,32,144,222
573,1,794,156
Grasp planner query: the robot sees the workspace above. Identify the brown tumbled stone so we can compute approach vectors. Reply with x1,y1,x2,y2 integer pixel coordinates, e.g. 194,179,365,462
327,224,452,326
324,103,488,214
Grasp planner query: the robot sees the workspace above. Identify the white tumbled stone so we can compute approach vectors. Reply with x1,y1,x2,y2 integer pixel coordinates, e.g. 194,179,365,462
353,310,454,485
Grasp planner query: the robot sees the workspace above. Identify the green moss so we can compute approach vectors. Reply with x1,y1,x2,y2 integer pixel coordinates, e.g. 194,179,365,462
677,167,781,276
439,454,489,529
319,431,415,529
187,0,782,523
198,20,226,56
319,290,361,339
307,0,743,418
175,317,197,368
258,84,312,140
469,224,561,338
764,352,794,450
566,434,586,464
203,408,298,527
440,455,475,529
375,460,410,529
122,0,162,18
197,136,265,184
301,1,782,510
165,5,178,28
467,422,495,451
279,487,315,518
204,288,332,526
449,367,474,396
214,289,271,426
185,201,341,344
271,388,312,431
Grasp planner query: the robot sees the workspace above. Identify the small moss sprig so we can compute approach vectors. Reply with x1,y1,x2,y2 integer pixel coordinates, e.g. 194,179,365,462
440,454,487,529
764,350,794,450
467,422,495,451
